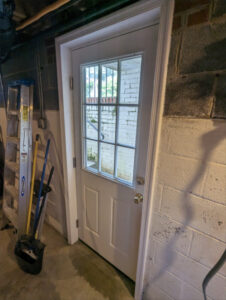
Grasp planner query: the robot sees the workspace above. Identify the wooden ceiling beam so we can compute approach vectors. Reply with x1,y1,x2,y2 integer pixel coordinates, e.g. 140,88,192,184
16,0,70,31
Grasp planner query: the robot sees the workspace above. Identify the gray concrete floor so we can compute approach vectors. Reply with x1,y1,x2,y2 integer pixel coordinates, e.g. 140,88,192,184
0,222,134,300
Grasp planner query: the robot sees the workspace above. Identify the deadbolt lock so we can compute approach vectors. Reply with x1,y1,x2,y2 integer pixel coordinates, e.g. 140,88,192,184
134,193,143,204
136,176,145,185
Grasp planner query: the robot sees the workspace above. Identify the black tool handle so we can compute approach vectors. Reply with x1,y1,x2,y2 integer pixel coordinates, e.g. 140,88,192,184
33,166,54,237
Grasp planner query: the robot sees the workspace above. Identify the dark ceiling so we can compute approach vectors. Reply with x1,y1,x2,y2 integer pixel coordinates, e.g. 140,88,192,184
13,0,138,44
13,0,56,23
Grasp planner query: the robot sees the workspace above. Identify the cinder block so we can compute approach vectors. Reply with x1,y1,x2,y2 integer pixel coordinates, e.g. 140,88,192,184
212,0,226,18
158,152,205,195
165,74,214,117
181,281,212,300
0,89,4,108
148,239,156,263
145,239,156,282
160,118,226,166
173,16,182,31
202,163,226,205
150,213,193,254
187,7,210,26
0,108,7,146
155,243,226,299
167,33,181,79
143,283,174,300
175,0,209,13
180,22,226,73
145,262,183,300
153,184,163,212
213,74,226,118
161,186,226,241
190,232,226,276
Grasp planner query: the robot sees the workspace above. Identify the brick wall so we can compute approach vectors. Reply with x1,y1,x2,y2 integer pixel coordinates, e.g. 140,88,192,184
144,1,226,299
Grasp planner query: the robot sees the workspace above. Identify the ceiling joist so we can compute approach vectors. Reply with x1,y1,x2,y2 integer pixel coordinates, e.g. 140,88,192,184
16,0,70,31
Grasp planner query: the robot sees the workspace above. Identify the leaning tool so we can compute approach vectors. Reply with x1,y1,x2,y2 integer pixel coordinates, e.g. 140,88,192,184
26,134,39,235
33,166,54,238
34,139,50,227
14,139,52,275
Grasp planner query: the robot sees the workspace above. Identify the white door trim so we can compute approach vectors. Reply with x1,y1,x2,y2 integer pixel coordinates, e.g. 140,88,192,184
55,1,174,299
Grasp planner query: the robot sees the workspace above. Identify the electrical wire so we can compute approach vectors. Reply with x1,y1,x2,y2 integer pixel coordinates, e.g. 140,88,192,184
202,249,226,300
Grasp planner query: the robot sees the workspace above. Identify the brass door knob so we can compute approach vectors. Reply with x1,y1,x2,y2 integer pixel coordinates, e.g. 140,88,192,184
134,193,143,204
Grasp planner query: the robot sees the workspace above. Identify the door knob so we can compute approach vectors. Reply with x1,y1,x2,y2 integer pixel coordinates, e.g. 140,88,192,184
134,193,143,204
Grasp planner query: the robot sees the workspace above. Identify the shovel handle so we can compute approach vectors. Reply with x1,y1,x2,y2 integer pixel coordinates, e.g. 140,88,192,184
34,139,50,228
33,166,54,238
26,134,39,235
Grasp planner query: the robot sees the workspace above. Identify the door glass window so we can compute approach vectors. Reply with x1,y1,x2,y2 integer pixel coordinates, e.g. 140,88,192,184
82,55,142,185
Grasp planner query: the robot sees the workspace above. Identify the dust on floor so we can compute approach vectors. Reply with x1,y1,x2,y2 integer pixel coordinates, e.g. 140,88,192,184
0,223,134,300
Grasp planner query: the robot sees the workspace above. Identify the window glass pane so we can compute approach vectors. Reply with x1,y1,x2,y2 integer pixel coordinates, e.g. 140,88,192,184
85,66,98,104
86,139,98,170
82,56,141,185
85,105,98,140
117,106,138,147
100,143,115,176
100,106,116,143
101,62,117,104
119,56,142,104
116,147,135,183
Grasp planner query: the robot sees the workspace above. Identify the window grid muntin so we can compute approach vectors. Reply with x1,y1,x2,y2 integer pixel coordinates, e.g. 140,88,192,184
82,55,142,185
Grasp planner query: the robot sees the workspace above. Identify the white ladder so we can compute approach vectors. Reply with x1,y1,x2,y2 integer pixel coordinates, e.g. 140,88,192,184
3,80,33,236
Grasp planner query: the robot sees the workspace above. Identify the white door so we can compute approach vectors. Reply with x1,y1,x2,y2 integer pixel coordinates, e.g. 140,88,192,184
72,24,158,280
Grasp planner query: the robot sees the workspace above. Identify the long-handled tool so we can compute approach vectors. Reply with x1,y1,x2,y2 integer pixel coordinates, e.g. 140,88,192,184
26,134,39,234
14,167,53,274
33,139,50,228
33,166,54,238
15,139,52,274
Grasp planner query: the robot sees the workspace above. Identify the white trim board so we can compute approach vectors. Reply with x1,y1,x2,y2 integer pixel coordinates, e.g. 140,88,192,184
55,1,174,299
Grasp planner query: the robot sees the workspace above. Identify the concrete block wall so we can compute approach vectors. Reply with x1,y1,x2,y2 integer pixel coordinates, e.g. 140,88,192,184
165,0,226,118
144,1,226,299
144,118,226,300
0,1,225,296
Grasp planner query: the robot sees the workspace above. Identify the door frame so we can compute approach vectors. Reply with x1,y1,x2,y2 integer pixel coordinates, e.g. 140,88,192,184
56,1,174,299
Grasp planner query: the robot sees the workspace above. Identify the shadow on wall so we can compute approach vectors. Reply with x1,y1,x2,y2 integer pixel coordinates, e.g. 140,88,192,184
143,120,226,298
44,124,67,235
185,38,226,73
34,119,67,237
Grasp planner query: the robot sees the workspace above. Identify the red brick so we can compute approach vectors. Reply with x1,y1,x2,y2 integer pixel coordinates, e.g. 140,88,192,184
175,0,209,13
187,7,210,26
173,15,182,31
